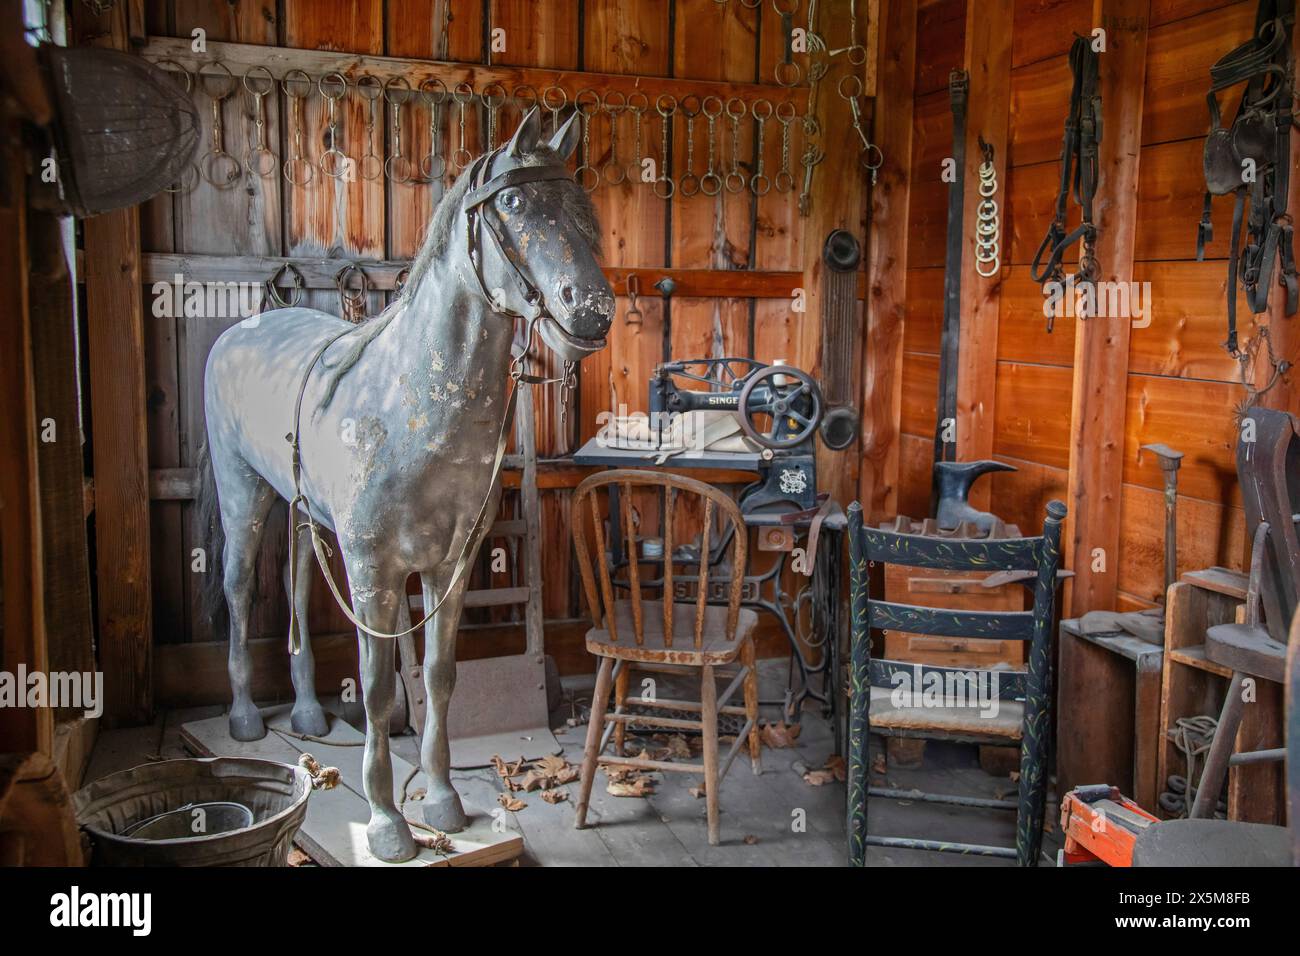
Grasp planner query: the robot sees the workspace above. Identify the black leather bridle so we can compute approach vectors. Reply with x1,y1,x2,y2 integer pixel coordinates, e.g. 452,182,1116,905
1031,34,1101,329
460,146,576,324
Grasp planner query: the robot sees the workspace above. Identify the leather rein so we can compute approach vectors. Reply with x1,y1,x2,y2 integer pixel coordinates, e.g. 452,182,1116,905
284,148,576,650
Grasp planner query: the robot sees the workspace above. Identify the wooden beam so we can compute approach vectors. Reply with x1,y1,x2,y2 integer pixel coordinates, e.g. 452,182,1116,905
28,210,96,706
799,1,873,509
955,0,1013,513
1064,2,1151,616
0,115,50,757
142,36,811,111
139,253,845,300
860,0,917,522
85,213,154,726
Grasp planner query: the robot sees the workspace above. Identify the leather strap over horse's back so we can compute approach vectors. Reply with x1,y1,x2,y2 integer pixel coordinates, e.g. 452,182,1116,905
1030,34,1101,330
1198,0,1298,355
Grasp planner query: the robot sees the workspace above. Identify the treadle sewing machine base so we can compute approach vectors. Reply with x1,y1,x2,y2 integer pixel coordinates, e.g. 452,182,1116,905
573,438,847,752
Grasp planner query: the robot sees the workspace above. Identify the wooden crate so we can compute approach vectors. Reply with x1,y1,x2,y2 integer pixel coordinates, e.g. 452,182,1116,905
1157,572,1285,824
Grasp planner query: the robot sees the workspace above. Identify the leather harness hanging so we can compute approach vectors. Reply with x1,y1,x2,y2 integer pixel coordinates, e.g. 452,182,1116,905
1031,35,1101,331
284,145,574,651
934,69,968,482
1197,0,1298,356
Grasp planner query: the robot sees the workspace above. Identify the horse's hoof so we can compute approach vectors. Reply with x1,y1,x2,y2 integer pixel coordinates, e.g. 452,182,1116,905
290,701,329,737
422,791,468,833
228,707,266,742
367,813,417,863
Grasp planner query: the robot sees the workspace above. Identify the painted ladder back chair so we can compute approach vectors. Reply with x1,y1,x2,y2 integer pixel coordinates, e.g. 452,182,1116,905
571,470,760,846
846,498,1067,866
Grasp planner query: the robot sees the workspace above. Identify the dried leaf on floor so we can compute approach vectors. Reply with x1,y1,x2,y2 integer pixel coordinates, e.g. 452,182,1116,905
541,788,568,805
603,764,655,797
689,784,706,799
743,834,759,845
413,829,454,854
287,848,312,867
517,769,550,792
802,754,847,785
667,735,692,759
759,720,802,749
498,792,527,812
491,754,527,780
870,753,887,775
534,754,568,777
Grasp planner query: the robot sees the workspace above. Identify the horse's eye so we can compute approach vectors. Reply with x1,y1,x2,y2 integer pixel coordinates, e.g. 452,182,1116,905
498,189,523,213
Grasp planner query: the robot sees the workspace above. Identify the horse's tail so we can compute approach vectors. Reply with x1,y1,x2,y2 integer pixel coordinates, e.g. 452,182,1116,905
193,438,229,639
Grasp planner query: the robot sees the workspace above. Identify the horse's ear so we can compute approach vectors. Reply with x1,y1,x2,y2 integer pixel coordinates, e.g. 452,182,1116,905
548,111,581,161
507,107,542,158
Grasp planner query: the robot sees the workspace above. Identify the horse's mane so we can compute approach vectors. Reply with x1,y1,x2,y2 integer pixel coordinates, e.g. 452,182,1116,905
318,145,601,409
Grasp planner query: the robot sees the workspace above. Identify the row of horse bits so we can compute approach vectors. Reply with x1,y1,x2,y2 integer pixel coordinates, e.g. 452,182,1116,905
975,139,1000,277
155,59,808,200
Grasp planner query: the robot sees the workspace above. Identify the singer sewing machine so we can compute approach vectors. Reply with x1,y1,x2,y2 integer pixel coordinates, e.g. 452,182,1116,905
645,357,831,515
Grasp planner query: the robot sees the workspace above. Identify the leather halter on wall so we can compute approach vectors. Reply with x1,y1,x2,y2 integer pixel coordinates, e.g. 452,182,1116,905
1030,35,1101,331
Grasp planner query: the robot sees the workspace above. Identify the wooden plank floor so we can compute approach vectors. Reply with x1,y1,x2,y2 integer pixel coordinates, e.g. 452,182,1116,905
82,662,1062,866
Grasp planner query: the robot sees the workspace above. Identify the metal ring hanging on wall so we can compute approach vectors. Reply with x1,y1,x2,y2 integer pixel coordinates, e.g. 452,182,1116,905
975,138,1000,278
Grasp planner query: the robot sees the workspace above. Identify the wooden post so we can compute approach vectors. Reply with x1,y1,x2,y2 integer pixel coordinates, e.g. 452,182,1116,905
954,0,1013,513
798,0,877,508
859,0,916,522
74,2,154,724
1063,1,1151,616
29,211,96,705
0,117,51,757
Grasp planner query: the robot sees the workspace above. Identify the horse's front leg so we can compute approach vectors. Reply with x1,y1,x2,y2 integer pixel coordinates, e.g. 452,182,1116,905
418,570,470,832
349,564,417,863
283,523,328,736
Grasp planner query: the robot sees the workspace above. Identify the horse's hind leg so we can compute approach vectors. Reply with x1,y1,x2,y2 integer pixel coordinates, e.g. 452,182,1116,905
218,466,277,742
283,523,328,736
418,570,470,833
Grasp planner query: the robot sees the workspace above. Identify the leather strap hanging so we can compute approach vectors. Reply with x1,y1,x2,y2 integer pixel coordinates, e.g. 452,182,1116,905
1196,0,1297,356
1030,35,1102,330
934,69,969,481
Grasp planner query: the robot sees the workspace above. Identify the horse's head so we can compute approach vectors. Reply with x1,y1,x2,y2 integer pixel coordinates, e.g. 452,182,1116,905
468,107,613,362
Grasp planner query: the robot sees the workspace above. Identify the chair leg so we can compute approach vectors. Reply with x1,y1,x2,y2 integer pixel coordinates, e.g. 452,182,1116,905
742,638,761,774
575,657,615,830
613,663,630,756
1190,671,1246,820
700,663,721,846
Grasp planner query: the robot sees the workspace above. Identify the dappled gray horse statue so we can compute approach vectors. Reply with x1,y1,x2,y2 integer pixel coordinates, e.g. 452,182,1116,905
203,109,611,862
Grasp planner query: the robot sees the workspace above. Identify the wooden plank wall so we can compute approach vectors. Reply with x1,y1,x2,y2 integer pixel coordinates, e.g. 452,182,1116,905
891,0,1270,612
138,1,863,672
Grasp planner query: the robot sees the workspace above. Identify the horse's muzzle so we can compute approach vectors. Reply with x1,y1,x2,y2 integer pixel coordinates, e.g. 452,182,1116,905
539,313,608,361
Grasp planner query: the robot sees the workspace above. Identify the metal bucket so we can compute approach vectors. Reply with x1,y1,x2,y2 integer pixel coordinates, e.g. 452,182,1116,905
73,757,312,867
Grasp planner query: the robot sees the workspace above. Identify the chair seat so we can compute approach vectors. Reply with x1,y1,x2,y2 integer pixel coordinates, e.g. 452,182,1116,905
1132,819,1293,867
1205,622,1287,683
585,600,757,665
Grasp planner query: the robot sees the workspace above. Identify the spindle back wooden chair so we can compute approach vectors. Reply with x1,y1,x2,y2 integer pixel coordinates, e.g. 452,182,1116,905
571,469,760,846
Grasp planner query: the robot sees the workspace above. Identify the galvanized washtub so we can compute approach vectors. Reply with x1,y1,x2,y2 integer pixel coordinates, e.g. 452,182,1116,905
73,757,313,867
